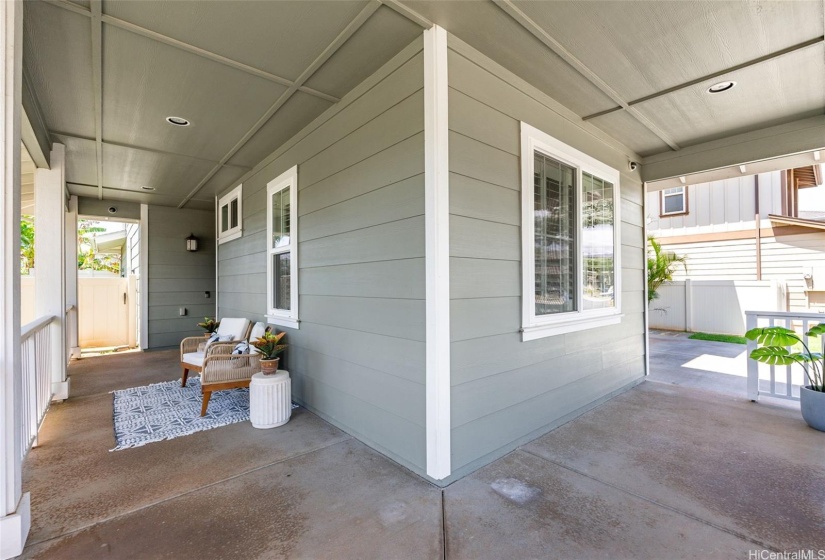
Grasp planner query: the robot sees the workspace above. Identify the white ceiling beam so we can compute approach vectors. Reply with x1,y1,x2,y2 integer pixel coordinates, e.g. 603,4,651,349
584,36,825,121
67,181,212,203
642,115,825,183
178,0,383,208
379,0,433,28
43,0,340,104
492,0,681,151
49,130,251,170
21,68,51,169
90,0,103,200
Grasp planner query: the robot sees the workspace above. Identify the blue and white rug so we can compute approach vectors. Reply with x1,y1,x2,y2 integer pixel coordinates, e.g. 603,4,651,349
111,377,256,451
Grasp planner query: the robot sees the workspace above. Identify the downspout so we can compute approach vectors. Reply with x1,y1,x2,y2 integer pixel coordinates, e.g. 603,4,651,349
754,175,761,281
643,181,649,377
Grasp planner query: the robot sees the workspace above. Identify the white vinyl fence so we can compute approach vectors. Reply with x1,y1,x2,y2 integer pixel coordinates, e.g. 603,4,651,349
22,274,136,348
650,279,786,335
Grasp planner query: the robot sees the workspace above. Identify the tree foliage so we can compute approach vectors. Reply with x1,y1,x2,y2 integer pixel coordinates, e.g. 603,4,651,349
647,236,687,303
77,219,121,275
20,215,34,273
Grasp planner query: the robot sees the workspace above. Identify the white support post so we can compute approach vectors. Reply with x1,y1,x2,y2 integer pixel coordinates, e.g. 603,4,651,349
0,1,31,558
684,278,693,333
35,143,68,401
424,25,451,481
65,195,79,359
746,312,759,402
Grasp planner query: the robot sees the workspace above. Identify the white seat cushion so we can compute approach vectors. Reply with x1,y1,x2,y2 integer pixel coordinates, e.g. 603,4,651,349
182,352,204,368
217,318,251,341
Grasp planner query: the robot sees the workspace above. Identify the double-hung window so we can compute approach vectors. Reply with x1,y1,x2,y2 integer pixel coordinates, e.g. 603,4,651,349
660,186,687,216
218,184,242,244
520,122,622,341
266,166,299,329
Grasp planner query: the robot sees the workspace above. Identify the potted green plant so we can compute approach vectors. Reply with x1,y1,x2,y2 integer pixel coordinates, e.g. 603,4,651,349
197,317,220,337
745,323,825,431
251,331,287,375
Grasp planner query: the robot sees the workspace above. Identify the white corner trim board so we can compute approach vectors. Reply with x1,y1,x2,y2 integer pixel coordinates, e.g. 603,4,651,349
139,204,149,350
424,25,451,480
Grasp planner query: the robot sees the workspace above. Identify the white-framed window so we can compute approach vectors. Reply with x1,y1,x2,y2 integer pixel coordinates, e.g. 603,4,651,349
660,186,687,216
520,122,622,341
266,165,299,329
217,184,243,244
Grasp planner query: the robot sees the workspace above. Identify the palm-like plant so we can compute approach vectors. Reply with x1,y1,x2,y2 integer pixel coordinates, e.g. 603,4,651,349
251,331,287,360
647,236,687,303
745,324,825,392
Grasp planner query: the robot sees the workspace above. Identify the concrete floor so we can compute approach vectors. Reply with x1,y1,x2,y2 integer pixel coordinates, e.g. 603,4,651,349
19,348,825,559
648,330,802,401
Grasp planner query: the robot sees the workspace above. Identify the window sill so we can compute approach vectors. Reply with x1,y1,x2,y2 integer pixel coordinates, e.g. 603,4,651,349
218,229,242,245
266,315,300,330
522,312,622,341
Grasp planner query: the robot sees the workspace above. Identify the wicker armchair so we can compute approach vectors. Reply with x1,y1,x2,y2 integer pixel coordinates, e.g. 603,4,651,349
180,319,268,416
197,342,262,416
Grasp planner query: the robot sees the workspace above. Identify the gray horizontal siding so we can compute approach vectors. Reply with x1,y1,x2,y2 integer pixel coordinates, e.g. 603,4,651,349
217,39,427,474
447,43,646,474
147,205,215,348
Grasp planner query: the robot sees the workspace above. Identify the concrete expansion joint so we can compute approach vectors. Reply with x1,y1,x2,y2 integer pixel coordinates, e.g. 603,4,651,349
21,436,353,550
440,489,447,560
517,448,779,554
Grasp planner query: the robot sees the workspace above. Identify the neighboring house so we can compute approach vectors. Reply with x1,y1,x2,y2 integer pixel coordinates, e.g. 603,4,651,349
647,165,825,313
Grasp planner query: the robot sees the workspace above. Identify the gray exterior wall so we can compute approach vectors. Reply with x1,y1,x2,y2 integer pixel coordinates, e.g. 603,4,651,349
446,37,647,478
217,39,427,475
147,206,216,348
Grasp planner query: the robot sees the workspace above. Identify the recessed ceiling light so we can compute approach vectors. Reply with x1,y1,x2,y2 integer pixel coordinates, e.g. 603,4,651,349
165,116,190,126
140,186,155,191
707,81,736,94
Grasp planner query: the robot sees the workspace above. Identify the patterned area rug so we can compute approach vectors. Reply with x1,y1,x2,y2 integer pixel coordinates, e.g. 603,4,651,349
111,377,252,451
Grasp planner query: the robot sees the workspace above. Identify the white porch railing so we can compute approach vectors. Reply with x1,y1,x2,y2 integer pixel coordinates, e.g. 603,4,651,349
20,314,56,460
745,310,825,402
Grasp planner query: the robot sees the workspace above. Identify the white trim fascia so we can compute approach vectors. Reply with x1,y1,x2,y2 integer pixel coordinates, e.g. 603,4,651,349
266,165,299,326
265,316,300,330
217,183,242,244
217,229,242,245
423,25,451,481
139,204,149,350
520,122,622,342
522,314,623,341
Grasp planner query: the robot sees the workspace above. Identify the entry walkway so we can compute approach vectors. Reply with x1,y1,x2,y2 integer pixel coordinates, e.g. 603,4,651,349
19,349,825,558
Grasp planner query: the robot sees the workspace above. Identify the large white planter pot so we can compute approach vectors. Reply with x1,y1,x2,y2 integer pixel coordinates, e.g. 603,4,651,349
250,370,291,429
800,386,825,432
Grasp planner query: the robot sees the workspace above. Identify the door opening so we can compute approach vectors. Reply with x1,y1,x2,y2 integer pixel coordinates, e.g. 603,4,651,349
76,217,141,355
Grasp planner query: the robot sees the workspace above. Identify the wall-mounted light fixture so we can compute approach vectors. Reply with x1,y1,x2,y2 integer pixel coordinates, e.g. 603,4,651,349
186,233,199,252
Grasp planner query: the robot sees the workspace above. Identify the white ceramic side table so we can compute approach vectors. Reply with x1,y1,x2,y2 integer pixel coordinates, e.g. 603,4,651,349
249,370,291,429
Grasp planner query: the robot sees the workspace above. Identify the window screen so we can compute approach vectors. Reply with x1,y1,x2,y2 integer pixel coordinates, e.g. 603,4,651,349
534,152,576,316
582,172,615,310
